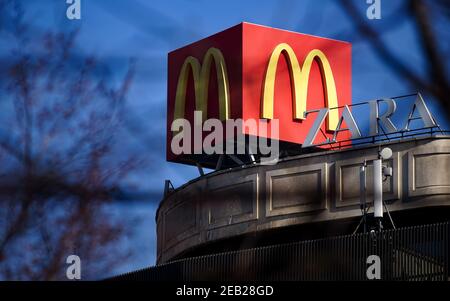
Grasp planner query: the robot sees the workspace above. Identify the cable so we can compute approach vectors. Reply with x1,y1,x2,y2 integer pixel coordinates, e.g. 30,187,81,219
352,204,372,235
383,201,396,229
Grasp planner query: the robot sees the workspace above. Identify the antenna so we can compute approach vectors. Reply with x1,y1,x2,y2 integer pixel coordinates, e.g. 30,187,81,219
374,147,395,232
354,147,395,234
373,157,383,231
379,147,392,160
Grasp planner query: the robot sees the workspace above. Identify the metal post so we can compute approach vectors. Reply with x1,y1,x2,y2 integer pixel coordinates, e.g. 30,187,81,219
196,163,205,176
164,179,174,197
360,163,367,233
373,158,383,231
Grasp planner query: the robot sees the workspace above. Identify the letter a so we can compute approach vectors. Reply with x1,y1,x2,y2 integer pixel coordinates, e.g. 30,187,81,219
366,0,381,20
66,0,81,20
366,255,381,280
66,255,81,280
403,94,437,131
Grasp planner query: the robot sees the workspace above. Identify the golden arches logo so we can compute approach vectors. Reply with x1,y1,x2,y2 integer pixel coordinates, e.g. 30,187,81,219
261,43,339,130
174,47,230,125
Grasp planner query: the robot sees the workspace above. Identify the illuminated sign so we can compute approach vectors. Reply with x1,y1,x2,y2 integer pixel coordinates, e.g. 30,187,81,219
261,44,339,131
300,93,439,148
167,22,352,164
174,47,230,123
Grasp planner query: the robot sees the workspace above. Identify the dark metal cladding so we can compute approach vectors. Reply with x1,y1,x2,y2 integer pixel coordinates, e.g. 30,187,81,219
110,221,449,281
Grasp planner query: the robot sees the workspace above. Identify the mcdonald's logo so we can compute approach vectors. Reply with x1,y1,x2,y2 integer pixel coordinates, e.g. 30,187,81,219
167,22,352,165
261,43,339,131
174,47,230,123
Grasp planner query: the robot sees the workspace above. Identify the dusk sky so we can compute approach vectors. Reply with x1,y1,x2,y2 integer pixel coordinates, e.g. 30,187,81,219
1,0,449,278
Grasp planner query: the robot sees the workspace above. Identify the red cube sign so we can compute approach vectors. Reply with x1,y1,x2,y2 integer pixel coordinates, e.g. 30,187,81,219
167,22,352,164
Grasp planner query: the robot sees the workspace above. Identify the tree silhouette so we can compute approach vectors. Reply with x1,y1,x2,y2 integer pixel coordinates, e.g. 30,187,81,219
0,1,141,280
340,0,449,118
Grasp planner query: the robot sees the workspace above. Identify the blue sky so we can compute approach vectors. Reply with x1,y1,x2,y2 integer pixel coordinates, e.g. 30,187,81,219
4,0,449,277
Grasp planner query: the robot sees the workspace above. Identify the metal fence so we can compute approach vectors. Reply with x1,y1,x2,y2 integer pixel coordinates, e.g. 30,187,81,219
112,222,449,281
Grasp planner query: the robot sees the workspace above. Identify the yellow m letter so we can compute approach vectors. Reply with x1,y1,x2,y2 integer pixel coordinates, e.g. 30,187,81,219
261,43,339,130
174,47,230,125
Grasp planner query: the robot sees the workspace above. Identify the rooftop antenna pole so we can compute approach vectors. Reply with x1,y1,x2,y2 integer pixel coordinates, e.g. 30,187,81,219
374,147,394,232
373,157,383,232
360,160,368,234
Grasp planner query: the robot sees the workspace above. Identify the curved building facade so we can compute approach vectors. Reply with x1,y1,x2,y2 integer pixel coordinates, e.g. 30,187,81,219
156,136,450,264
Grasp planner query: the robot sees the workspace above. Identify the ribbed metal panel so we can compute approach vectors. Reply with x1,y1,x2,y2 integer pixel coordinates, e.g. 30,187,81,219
111,222,449,281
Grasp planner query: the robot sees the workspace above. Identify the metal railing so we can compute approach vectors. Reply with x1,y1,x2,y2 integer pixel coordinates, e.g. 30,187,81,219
111,221,449,281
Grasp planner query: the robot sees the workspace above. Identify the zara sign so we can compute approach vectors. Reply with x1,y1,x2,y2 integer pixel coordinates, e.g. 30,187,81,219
301,93,438,148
